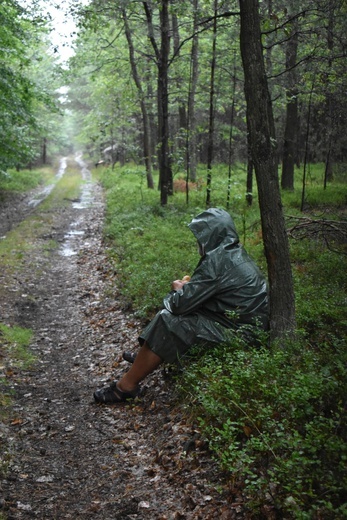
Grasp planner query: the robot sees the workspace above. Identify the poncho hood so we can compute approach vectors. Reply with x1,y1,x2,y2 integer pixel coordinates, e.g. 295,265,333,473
188,208,239,254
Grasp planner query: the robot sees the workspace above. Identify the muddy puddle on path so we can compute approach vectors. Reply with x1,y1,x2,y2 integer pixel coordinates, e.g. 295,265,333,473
59,154,102,258
28,152,101,259
28,157,68,208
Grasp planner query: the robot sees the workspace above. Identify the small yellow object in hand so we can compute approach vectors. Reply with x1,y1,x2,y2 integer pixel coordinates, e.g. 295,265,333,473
182,275,191,282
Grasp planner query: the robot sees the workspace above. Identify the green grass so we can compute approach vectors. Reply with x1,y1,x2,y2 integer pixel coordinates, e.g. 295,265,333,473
39,165,82,210
0,322,35,431
178,335,347,518
284,163,347,210
0,166,56,197
0,323,35,370
96,161,347,517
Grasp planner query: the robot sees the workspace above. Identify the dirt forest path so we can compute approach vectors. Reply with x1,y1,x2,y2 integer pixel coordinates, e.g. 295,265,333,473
0,156,242,520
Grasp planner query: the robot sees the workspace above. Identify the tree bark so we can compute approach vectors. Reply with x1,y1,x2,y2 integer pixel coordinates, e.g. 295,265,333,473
324,0,335,185
42,137,47,165
239,0,296,339
227,53,237,209
171,12,187,132
143,1,172,204
187,0,199,182
159,0,172,203
206,0,218,207
281,16,299,191
246,144,253,206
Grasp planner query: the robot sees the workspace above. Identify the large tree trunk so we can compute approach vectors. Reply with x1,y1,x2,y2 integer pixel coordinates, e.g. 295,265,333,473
239,0,296,339
122,8,154,189
281,16,299,191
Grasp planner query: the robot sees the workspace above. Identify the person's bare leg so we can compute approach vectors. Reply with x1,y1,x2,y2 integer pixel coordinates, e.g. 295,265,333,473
117,342,162,393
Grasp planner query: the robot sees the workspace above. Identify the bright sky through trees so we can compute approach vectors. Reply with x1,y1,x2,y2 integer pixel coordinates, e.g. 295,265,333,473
19,0,88,63
41,0,79,63
46,1,77,62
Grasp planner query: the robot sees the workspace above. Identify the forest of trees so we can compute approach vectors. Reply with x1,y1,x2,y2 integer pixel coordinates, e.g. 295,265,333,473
0,0,70,172
66,0,347,192
1,0,346,339
2,0,346,196
1,3,346,514
2,0,346,187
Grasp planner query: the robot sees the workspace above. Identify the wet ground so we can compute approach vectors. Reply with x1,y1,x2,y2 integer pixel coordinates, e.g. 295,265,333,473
0,156,245,519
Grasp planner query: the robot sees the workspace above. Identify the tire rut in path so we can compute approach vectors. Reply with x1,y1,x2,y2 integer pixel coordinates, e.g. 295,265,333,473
0,162,241,519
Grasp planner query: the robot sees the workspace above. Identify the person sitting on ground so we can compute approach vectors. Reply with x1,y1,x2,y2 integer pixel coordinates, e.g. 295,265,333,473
93,207,269,405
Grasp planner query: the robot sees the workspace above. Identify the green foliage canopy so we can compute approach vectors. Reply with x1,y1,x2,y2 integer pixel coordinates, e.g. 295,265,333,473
0,0,64,173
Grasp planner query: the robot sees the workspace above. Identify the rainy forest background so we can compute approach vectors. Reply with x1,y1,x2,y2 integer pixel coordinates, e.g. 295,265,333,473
1,0,347,517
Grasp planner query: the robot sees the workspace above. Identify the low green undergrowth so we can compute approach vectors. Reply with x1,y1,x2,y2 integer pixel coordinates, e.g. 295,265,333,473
0,323,35,371
105,206,199,317
0,166,56,197
96,162,346,517
177,333,347,518
293,245,347,339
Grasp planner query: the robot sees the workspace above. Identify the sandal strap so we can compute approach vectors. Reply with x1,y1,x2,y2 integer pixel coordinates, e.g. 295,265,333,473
123,351,137,364
94,380,139,404
109,381,139,399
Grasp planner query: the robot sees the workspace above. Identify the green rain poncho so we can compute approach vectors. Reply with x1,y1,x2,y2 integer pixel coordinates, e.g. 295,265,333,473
139,208,268,363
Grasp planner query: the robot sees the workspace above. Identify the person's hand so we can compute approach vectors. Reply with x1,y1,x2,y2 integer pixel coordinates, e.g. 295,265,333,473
171,275,190,291
172,279,185,291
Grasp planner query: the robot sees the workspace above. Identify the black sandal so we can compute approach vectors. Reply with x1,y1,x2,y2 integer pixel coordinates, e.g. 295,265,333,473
122,351,137,364
93,381,139,404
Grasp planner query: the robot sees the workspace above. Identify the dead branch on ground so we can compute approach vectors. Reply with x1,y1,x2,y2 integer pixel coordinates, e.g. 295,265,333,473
286,216,347,254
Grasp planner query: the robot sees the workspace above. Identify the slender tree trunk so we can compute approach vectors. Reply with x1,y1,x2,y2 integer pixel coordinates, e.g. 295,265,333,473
227,54,237,209
265,0,273,76
246,144,253,206
301,83,314,212
239,0,296,339
158,0,172,203
145,60,157,167
325,1,335,184
143,1,172,204
281,16,299,191
172,12,187,141
122,8,154,189
42,137,47,165
187,0,199,182
206,0,218,207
